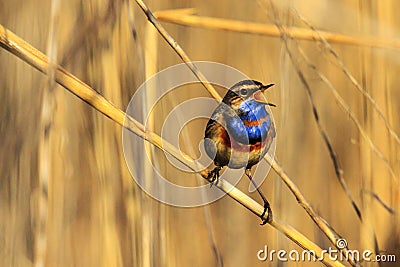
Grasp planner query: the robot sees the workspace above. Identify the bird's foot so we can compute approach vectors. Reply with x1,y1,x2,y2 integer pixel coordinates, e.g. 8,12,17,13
260,200,273,225
208,167,222,188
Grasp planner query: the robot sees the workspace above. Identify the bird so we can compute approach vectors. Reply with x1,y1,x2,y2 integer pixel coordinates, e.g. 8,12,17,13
204,80,276,225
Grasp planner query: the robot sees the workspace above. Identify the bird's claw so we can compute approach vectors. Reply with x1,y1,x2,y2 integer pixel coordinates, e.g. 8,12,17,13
260,201,273,225
208,167,221,188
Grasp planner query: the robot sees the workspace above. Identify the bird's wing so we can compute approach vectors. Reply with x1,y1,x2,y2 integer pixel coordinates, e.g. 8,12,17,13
212,104,250,145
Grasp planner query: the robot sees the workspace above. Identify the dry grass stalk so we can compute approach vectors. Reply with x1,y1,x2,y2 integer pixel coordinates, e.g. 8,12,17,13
295,11,400,151
0,24,345,267
362,190,395,214
286,43,363,218
280,42,362,265
60,0,117,66
295,46,363,217
154,8,400,50
135,1,222,102
35,0,60,266
259,2,360,265
296,46,397,184
126,1,155,266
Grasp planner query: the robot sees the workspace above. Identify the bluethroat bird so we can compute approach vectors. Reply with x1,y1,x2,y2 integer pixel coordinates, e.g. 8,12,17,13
204,80,276,225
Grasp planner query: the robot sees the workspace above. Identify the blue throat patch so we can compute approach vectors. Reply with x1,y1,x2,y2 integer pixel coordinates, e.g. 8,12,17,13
226,99,271,144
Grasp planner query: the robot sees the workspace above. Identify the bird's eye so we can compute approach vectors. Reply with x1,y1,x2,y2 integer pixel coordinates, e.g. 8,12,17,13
240,89,248,96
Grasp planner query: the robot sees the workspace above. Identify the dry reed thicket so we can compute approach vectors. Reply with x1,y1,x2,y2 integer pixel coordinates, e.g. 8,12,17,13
0,0,399,266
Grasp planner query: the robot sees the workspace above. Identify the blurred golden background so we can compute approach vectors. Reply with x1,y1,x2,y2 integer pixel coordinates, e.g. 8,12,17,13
0,0,399,266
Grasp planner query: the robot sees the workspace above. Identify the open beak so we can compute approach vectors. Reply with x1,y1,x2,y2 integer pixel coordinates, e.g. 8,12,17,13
253,83,276,107
260,83,275,92
257,101,276,107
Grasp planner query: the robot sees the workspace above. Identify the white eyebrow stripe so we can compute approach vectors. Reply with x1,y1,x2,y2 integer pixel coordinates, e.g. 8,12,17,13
238,84,258,90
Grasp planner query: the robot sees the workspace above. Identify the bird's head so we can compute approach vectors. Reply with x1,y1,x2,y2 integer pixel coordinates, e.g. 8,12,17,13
223,80,276,108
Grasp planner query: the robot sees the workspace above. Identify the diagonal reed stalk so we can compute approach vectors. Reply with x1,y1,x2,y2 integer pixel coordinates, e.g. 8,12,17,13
134,1,355,266
295,43,396,215
279,37,363,266
260,2,360,265
294,11,400,148
0,23,345,267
